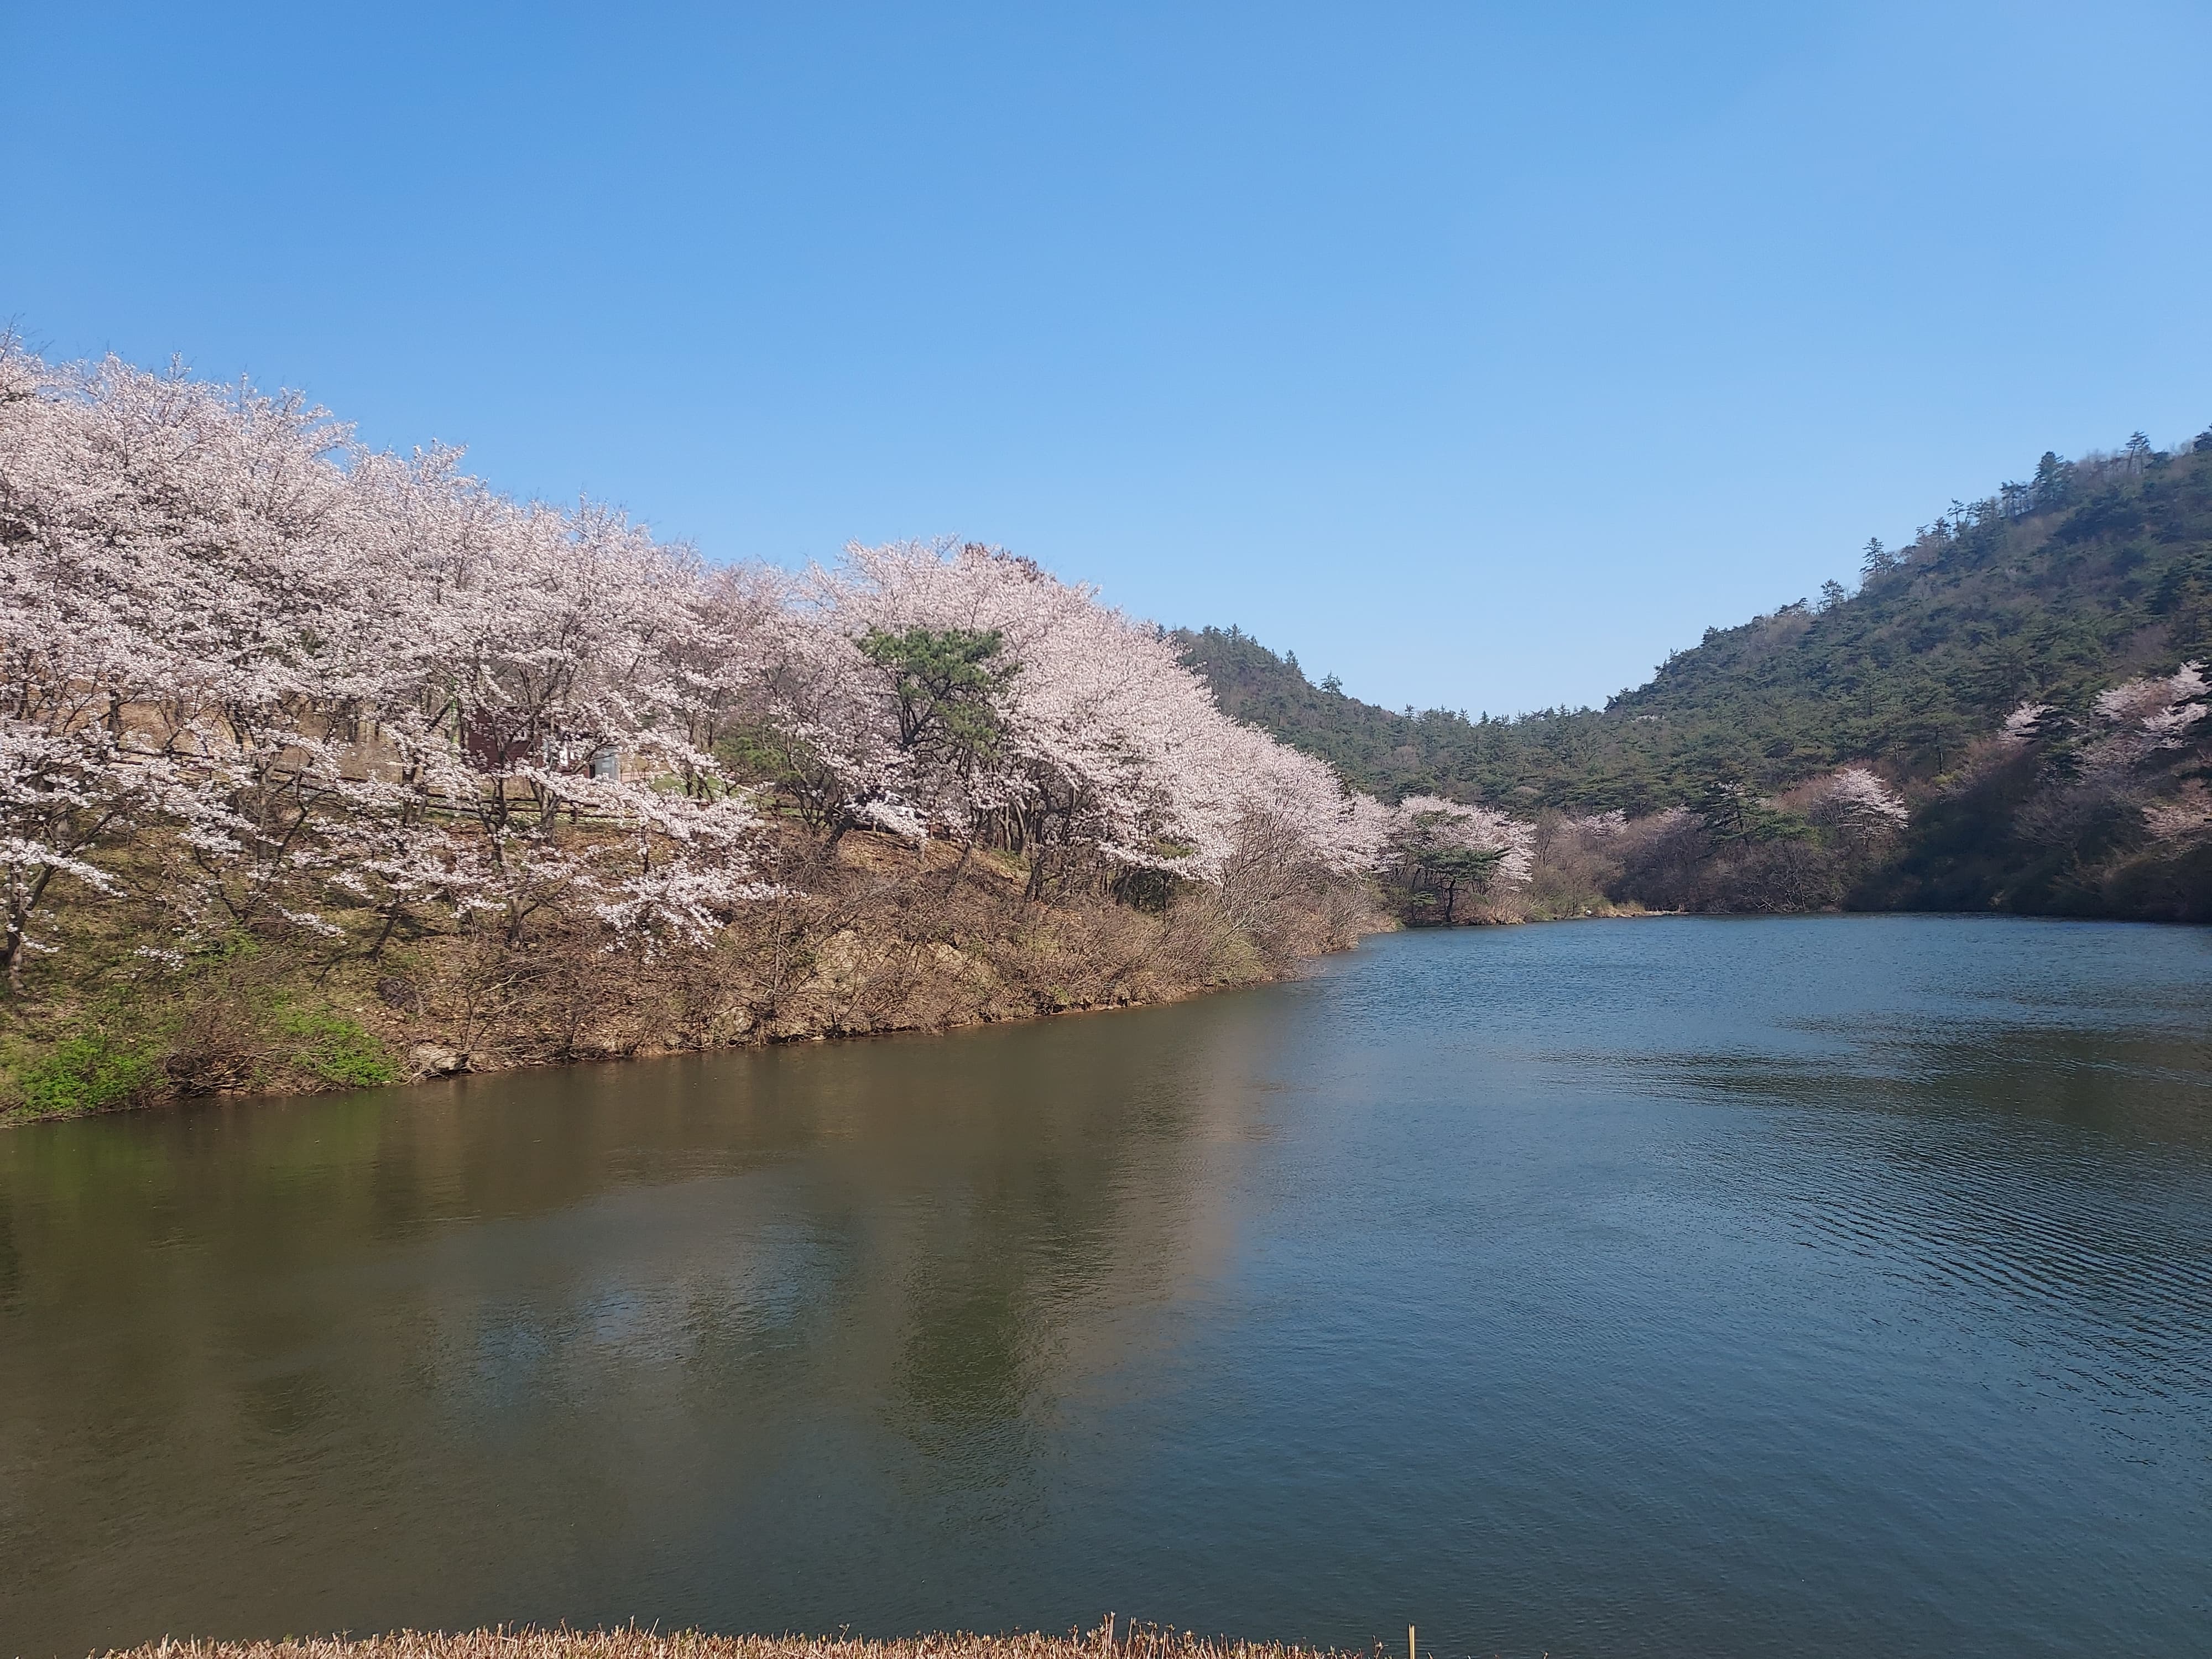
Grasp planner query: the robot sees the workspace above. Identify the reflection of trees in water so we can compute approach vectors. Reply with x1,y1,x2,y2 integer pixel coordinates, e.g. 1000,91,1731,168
0,1186,18,1308
0,1000,1293,1604
0,992,1309,1652
896,997,1295,1437
899,1201,1050,1431
17,926,2211,1658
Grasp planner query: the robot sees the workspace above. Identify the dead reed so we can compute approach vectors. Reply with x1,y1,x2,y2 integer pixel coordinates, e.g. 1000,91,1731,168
98,1626,1378,1659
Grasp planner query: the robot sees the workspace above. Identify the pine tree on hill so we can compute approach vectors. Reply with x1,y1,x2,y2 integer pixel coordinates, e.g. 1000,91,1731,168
1181,431,2212,919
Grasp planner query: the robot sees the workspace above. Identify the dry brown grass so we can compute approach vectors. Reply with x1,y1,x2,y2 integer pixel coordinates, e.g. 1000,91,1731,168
2,825,1387,1121
98,1627,1379,1659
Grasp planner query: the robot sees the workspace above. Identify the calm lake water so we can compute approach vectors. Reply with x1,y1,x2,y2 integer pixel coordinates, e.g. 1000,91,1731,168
4,917,2210,1659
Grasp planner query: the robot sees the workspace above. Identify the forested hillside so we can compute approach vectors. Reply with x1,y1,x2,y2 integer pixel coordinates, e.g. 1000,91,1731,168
1184,429,2212,920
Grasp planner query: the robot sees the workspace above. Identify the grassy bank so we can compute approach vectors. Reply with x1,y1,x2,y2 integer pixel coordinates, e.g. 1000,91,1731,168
1,831,1384,1127
96,1630,1374,1659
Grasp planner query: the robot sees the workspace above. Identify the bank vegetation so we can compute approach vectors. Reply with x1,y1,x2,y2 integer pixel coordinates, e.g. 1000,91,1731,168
1,347,1537,1121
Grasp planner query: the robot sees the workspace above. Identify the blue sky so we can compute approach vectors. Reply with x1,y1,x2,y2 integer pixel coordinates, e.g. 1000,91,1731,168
6,2,2209,714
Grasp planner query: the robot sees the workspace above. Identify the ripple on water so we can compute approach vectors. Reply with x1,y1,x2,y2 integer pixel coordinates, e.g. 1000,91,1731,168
2,914,2210,1659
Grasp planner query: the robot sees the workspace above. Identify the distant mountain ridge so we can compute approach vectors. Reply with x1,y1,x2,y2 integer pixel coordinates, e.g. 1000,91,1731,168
1182,429,2212,813
1181,426,2212,921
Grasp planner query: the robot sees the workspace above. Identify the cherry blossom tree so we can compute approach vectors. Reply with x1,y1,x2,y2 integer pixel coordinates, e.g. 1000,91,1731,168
1377,794,1535,922
1806,766,1908,851
2,347,1392,995
779,540,1383,894
0,343,777,980
2000,702,2054,745
2093,662,2208,757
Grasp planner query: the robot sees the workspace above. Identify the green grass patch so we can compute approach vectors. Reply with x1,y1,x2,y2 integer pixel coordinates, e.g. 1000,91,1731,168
17,1032,163,1118
274,1005,402,1088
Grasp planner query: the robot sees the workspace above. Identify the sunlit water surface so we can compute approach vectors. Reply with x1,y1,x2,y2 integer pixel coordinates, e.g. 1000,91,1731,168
4,917,2210,1658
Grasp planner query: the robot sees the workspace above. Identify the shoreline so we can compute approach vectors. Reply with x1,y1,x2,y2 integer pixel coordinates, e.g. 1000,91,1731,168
17,904,2185,1130
3,906,1700,1130
0,920,1392,1130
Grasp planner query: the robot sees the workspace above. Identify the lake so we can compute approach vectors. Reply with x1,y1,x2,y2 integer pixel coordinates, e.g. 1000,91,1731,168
3,916,2209,1659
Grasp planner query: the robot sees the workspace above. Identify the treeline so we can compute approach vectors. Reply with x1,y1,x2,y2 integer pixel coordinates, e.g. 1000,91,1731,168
0,347,1361,1112
1184,428,2212,921
0,346,1552,1117
8,340,2203,1119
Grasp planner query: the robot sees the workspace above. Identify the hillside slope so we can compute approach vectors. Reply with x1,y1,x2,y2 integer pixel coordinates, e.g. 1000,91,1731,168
1183,429,2212,918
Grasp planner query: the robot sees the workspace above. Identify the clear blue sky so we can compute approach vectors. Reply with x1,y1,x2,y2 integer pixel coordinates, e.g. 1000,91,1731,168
7,2,2209,716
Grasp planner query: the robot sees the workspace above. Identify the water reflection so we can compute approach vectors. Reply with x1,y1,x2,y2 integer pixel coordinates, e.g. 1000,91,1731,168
2,917,2209,1659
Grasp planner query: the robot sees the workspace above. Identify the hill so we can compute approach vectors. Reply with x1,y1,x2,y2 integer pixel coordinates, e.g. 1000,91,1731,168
1182,427,2212,919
